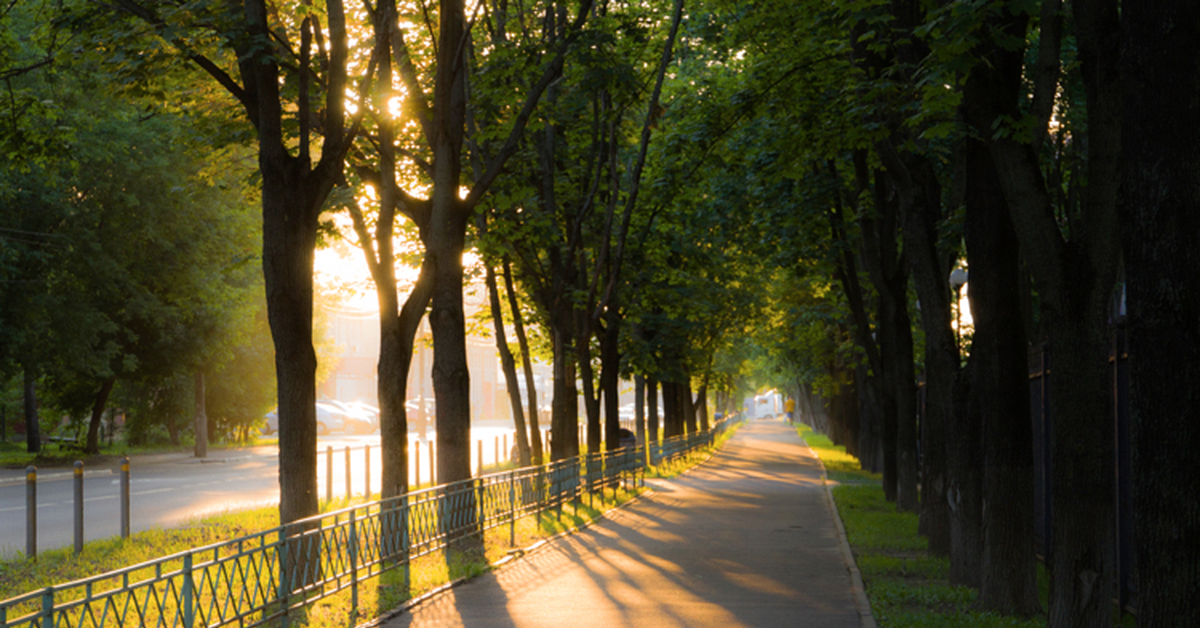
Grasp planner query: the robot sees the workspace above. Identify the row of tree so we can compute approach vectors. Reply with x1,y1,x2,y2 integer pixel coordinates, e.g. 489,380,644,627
732,1,1198,626
0,8,279,453
8,0,1195,624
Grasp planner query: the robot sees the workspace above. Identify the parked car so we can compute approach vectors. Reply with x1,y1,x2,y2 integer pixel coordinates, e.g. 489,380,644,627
261,404,348,436
322,399,377,434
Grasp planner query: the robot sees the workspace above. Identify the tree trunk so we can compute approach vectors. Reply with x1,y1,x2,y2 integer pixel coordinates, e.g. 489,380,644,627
965,131,1039,616
85,378,115,455
262,167,321,526
697,384,709,431
576,305,601,453
504,260,543,463
194,370,208,459
486,263,531,466
1122,3,1200,623
882,149,956,554
550,311,579,460
24,369,40,454
600,304,621,452
981,0,1121,622
948,357,982,587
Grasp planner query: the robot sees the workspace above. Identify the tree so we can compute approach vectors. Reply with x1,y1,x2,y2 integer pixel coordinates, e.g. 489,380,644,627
966,1,1122,624
1120,2,1200,623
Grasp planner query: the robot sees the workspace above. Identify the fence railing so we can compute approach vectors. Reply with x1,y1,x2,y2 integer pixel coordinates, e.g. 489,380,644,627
0,421,732,628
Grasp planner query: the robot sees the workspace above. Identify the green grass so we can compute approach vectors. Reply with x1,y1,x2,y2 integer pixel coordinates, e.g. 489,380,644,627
796,423,1051,628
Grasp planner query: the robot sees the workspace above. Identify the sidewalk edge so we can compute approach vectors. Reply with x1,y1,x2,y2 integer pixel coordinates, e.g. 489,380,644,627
800,429,878,628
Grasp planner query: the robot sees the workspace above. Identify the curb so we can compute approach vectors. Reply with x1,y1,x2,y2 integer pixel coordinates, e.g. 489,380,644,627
0,468,113,487
799,430,878,628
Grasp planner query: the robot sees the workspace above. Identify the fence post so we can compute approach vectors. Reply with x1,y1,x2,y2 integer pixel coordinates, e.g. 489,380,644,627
277,526,289,628
349,509,359,626
73,461,83,555
182,552,194,628
26,465,36,560
345,446,352,499
428,441,435,485
41,587,53,628
414,442,421,488
509,471,516,547
120,456,130,539
326,446,333,503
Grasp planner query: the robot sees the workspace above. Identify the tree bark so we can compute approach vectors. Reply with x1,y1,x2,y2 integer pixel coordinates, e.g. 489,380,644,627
486,262,531,465
85,378,115,455
1121,2,1200,623
504,260,543,463
982,0,1121,622
964,124,1039,616
948,357,982,587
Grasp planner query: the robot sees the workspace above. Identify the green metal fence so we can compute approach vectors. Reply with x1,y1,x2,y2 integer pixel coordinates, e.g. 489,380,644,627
0,422,730,628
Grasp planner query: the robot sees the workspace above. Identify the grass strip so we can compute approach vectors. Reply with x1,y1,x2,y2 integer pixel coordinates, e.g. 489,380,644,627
796,423,1051,628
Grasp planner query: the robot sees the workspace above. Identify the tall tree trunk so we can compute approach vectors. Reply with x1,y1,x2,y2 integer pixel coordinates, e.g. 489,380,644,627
24,369,40,454
576,305,601,452
194,370,208,459
428,0,471,491
875,143,957,554
504,260,543,463
550,309,579,460
600,303,621,452
965,131,1039,616
1122,4,1200,623
85,378,115,454
982,1,1121,623
948,357,982,586
486,263,531,465
262,168,322,526
697,384,709,431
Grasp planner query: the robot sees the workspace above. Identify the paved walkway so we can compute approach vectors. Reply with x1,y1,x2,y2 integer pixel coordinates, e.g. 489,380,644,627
381,418,868,628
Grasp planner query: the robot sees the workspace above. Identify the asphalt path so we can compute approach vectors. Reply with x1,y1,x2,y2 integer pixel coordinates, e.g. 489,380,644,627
382,419,867,628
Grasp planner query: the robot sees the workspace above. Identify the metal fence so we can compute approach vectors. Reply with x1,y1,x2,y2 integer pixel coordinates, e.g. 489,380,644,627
0,422,731,628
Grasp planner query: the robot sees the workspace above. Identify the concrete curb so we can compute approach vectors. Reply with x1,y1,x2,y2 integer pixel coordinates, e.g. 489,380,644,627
0,468,113,487
799,429,878,628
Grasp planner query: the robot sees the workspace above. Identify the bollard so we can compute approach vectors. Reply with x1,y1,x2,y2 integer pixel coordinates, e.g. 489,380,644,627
345,446,352,499
477,440,483,476
414,441,421,488
26,465,36,560
120,457,130,539
428,441,435,485
365,445,371,498
73,460,83,555
326,446,333,503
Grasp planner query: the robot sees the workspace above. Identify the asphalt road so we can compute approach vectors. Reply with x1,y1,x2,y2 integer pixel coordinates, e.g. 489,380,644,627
0,429,523,559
